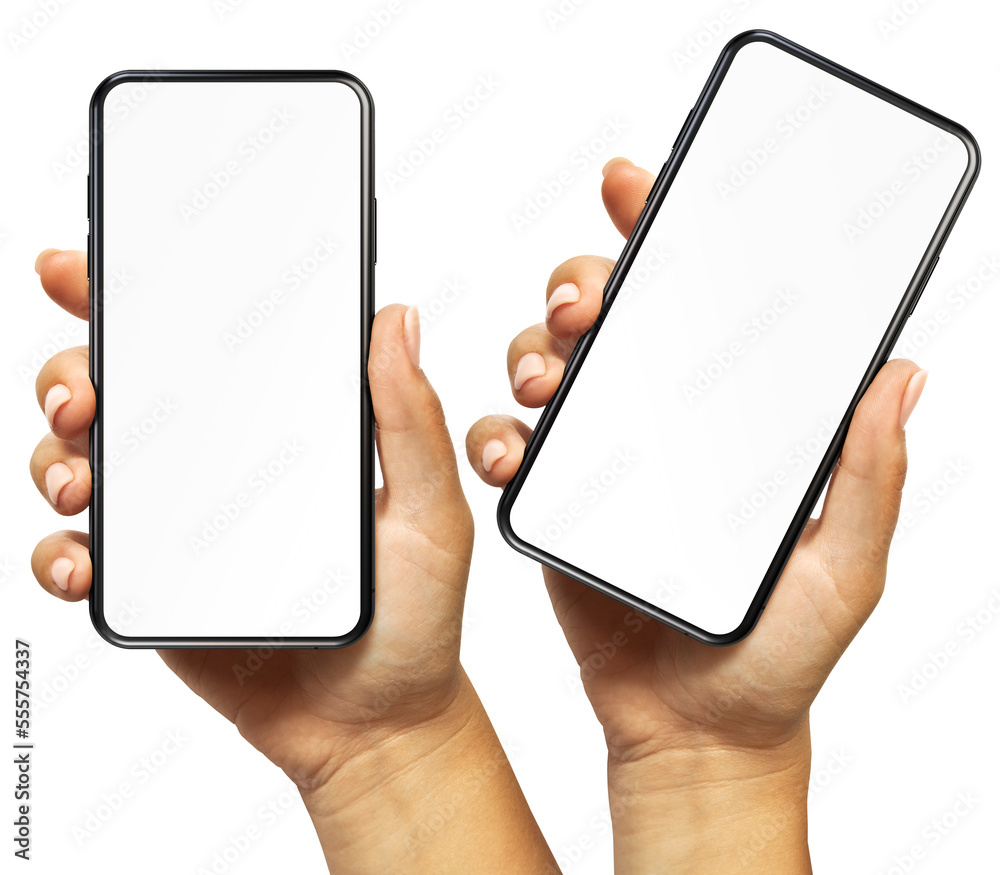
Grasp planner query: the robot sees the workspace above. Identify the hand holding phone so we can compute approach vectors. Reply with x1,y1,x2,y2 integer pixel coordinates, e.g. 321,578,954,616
468,155,928,869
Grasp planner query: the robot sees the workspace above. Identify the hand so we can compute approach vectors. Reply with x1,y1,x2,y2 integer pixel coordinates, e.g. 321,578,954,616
31,248,555,873
466,158,926,872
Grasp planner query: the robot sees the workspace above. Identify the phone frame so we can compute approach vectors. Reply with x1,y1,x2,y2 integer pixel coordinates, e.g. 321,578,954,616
498,30,980,646
88,70,375,648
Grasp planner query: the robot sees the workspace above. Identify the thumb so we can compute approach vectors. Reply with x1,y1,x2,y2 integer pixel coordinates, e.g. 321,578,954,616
815,359,927,596
368,303,469,526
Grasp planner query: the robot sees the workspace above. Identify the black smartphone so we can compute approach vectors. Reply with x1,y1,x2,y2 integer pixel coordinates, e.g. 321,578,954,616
89,71,375,647
500,30,979,645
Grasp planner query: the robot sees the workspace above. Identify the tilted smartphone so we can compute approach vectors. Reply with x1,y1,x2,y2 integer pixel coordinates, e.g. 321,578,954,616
89,71,374,647
500,31,979,645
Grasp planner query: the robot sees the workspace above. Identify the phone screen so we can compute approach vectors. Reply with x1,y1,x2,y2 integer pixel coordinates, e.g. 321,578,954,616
91,75,372,644
504,35,976,641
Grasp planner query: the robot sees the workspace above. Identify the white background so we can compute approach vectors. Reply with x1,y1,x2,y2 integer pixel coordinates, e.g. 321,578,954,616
1,0,997,872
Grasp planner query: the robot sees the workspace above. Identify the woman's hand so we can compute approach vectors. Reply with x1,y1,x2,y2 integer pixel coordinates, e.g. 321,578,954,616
31,248,555,874
466,157,926,873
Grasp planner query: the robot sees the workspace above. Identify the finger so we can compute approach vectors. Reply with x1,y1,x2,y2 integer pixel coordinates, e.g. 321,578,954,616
31,530,91,600
816,359,925,599
29,433,91,515
465,415,533,487
601,158,657,239
368,304,471,529
35,346,94,439
544,255,616,340
37,249,89,321
507,324,577,408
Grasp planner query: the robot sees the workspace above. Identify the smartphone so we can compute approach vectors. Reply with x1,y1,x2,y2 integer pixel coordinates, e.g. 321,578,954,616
499,31,979,645
88,71,374,647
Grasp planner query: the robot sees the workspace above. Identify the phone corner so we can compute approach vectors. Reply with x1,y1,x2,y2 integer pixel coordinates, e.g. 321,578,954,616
89,598,139,650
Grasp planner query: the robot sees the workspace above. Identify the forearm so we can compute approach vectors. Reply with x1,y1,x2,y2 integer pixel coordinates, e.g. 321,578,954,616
300,668,556,874
607,722,812,874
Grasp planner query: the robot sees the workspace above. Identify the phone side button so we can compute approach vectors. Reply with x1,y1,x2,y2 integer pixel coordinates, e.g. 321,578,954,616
671,108,694,150
372,197,377,265
907,256,939,317
645,161,670,204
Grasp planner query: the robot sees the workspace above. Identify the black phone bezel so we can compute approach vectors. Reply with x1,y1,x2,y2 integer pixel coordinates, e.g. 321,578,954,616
498,30,980,646
89,70,375,648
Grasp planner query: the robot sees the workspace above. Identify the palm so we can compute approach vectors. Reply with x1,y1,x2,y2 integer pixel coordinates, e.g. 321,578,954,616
158,487,471,786
544,510,882,754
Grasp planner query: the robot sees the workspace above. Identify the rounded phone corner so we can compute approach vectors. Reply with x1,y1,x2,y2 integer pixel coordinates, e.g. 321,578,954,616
89,598,142,649
496,487,531,559
329,597,375,649
948,120,982,186
90,70,153,115
329,71,375,116
718,28,783,61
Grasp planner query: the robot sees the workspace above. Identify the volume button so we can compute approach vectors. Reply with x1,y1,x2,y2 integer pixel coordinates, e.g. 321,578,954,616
372,197,377,265
645,161,670,205
672,108,694,150
907,256,939,317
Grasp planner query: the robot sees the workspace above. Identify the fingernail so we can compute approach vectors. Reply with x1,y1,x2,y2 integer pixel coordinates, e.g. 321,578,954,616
546,282,581,320
513,352,546,391
900,369,928,428
601,157,633,178
44,383,72,429
35,248,60,275
482,439,508,473
403,305,421,368
45,462,74,506
51,557,74,592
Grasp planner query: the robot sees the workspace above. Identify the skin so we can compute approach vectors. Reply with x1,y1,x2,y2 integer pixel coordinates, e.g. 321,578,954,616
30,249,557,874
466,157,927,873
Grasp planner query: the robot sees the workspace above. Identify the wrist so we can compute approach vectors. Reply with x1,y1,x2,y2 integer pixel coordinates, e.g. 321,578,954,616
607,719,812,874
298,668,554,873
